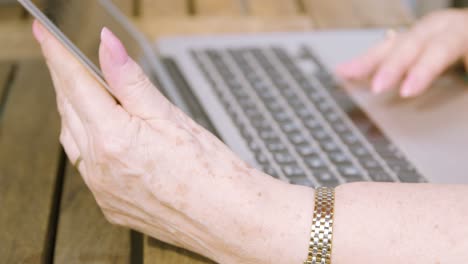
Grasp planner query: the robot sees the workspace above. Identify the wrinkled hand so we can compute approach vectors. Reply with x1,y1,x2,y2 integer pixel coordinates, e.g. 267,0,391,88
336,9,468,97
32,21,313,264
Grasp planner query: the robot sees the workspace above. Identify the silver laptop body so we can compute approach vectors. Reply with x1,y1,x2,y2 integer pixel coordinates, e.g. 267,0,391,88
157,32,468,185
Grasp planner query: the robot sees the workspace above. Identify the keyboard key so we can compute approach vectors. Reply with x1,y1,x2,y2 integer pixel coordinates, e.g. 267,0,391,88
331,122,349,133
259,130,278,141
297,108,314,119
296,144,317,156
265,100,283,112
273,111,290,122
281,121,300,133
245,108,262,120
341,133,360,145
338,165,363,181
289,176,314,187
329,151,351,164
360,157,380,169
368,170,393,182
313,170,339,186
350,145,370,157
274,152,295,164
248,140,261,153
305,155,326,169
317,101,332,112
267,140,287,152
311,129,330,140
263,165,279,178
324,112,339,122
320,140,340,152
289,132,307,145
304,118,321,129
286,96,302,107
398,172,424,183
252,119,270,130
283,164,306,177
387,162,416,173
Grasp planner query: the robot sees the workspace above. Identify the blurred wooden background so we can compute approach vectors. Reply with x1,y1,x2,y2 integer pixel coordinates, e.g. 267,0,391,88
0,0,417,61
0,0,459,61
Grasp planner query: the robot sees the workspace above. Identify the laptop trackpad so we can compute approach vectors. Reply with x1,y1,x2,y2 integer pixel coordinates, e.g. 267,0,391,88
349,75,468,184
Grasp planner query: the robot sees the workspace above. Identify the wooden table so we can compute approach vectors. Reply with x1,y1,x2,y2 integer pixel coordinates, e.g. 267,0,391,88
0,1,412,263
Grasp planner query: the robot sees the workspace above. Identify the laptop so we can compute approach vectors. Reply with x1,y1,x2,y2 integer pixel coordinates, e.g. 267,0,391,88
18,0,468,186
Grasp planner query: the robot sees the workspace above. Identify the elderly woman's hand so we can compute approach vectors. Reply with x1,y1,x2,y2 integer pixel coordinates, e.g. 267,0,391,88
32,21,314,263
336,8,468,97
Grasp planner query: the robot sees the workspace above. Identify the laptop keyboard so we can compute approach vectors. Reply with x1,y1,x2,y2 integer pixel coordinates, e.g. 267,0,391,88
190,46,425,187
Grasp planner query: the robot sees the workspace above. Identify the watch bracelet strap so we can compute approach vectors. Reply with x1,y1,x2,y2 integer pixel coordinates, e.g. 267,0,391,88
304,187,335,264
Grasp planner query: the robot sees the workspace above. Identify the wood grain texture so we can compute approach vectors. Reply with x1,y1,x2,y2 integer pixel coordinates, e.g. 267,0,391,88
0,4,22,20
195,0,244,15
144,237,214,264
247,0,300,16
140,0,187,17
54,164,131,264
304,0,413,28
0,20,41,60
0,60,61,263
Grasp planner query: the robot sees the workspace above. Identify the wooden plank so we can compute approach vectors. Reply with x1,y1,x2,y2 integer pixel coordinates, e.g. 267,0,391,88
0,20,42,60
0,4,22,20
144,237,214,264
195,0,244,16
304,0,413,28
247,0,300,16
140,0,187,17
54,164,131,263
135,16,314,38
0,60,61,263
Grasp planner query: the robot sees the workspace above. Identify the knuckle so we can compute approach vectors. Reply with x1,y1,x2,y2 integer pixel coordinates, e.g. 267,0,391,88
123,66,153,98
94,133,129,163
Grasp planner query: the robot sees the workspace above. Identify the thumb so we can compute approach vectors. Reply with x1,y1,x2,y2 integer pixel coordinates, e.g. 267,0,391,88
99,27,173,120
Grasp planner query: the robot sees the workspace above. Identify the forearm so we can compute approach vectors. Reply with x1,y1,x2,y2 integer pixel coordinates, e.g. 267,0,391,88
333,182,468,263
216,181,468,263
137,155,468,264
176,169,316,264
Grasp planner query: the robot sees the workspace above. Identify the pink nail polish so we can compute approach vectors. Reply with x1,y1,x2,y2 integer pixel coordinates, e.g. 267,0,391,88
100,27,129,65
372,75,386,94
400,89,413,98
32,20,45,43
400,75,418,98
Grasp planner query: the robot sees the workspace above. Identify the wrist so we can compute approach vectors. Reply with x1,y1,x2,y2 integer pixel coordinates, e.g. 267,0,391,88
208,173,315,264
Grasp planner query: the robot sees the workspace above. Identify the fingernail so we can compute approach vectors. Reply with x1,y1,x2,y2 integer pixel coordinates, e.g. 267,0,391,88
100,27,129,65
400,76,414,97
372,72,390,94
32,20,45,43
400,86,418,98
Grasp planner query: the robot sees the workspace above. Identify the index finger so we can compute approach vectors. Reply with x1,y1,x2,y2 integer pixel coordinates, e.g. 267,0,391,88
33,20,118,125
